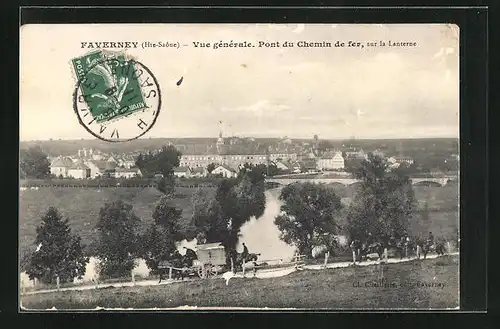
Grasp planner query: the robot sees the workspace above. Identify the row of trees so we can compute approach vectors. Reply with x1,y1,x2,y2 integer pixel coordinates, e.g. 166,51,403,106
24,198,177,284
274,154,419,256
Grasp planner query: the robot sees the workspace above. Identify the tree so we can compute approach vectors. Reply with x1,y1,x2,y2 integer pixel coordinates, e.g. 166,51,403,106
394,161,419,175
20,248,34,273
237,163,266,184
94,200,141,279
152,195,183,239
266,163,282,176
135,145,181,178
252,163,281,177
191,187,229,244
274,183,343,257
192,165,266,257
345,154,417,244
139,195,184,272
139,223,176,274
206,163,217,174
156,174,176,196
20,146,51,179
26,207,88,284
217,172,266,252
135,145,181,195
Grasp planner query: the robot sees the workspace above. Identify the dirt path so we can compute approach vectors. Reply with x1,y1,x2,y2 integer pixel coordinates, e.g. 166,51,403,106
304,252,459,270
21,252,458,296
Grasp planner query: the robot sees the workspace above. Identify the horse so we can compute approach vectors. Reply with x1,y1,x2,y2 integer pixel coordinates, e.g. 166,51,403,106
158,252,189,283
246,253,261,262
416,239,446,259
390,238,410,260
312,245,328,259
239,252,260,265
365,242,385,261
232,252,260,271
183,247,198,267
350,239,370,262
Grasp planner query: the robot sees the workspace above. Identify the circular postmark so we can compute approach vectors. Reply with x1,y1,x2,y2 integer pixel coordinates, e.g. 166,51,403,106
72,52,161,142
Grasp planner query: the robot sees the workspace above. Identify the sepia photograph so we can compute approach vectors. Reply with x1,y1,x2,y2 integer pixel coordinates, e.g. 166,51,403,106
19,23,459,310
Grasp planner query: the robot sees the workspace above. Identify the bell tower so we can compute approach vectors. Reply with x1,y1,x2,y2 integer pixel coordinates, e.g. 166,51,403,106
216,131,226,154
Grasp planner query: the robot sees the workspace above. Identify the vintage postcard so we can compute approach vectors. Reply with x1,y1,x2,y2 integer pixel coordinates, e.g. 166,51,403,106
19,23,460,310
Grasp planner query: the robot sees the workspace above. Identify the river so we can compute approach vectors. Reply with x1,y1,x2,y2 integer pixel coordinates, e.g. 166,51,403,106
177,188,296,261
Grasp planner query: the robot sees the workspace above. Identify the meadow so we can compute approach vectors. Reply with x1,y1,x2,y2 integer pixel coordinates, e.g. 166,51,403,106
20,254,459,309
19,183,459,256
19,186,213,255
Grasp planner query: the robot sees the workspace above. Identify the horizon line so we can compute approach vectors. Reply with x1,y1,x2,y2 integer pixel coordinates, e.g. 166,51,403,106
20,136,459,142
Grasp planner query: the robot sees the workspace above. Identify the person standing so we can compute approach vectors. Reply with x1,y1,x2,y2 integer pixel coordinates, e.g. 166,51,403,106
427,232,435,246
184,247,197,267
242,242,249,261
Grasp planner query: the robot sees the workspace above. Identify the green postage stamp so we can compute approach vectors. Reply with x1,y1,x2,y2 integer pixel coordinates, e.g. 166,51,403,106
71,50,148,123
71,50,161,142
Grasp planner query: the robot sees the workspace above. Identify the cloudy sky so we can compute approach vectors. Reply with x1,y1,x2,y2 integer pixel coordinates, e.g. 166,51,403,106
20,24,459,140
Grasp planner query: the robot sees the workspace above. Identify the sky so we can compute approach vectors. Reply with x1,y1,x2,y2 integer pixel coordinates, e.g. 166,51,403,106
20,24,459,141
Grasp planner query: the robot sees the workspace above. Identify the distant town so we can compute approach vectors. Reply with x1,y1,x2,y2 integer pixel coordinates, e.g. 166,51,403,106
27,131,460,181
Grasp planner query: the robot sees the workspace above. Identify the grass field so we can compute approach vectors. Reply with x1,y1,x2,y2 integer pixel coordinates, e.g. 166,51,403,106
327,183,459,210
19,184,458,256
19,186,214,254
20,255,459,309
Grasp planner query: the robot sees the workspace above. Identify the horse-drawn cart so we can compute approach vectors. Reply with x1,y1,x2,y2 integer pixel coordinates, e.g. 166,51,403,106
193,242,227,278
157,242,229,281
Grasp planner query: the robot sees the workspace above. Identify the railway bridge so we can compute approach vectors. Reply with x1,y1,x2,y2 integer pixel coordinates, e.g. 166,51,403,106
265,176,457,187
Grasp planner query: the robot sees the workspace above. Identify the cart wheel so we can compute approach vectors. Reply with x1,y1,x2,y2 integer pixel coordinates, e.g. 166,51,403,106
203,265,215,279
197,267,204,278
209,266,218,278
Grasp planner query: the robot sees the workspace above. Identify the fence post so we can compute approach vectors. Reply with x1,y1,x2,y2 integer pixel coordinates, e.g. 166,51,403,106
324,251,329,268
242,262,246,276
230,258,234,273
384,248,388,262
416,245,421,259
169,267,173,280
447,241,452,253
56,276,60,291
352,250,356,265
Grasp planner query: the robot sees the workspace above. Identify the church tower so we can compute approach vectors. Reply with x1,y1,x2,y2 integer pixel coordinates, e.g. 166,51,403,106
216,131,226,154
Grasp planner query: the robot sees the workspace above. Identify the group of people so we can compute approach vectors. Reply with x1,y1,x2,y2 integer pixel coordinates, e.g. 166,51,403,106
350,231,437,259
372,231,435,247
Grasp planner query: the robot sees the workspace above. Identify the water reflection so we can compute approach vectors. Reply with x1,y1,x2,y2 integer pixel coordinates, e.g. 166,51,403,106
177,189,296,261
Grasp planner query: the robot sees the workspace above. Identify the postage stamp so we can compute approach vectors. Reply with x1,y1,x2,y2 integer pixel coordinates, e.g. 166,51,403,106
19,23,464,311
71,50,161,142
